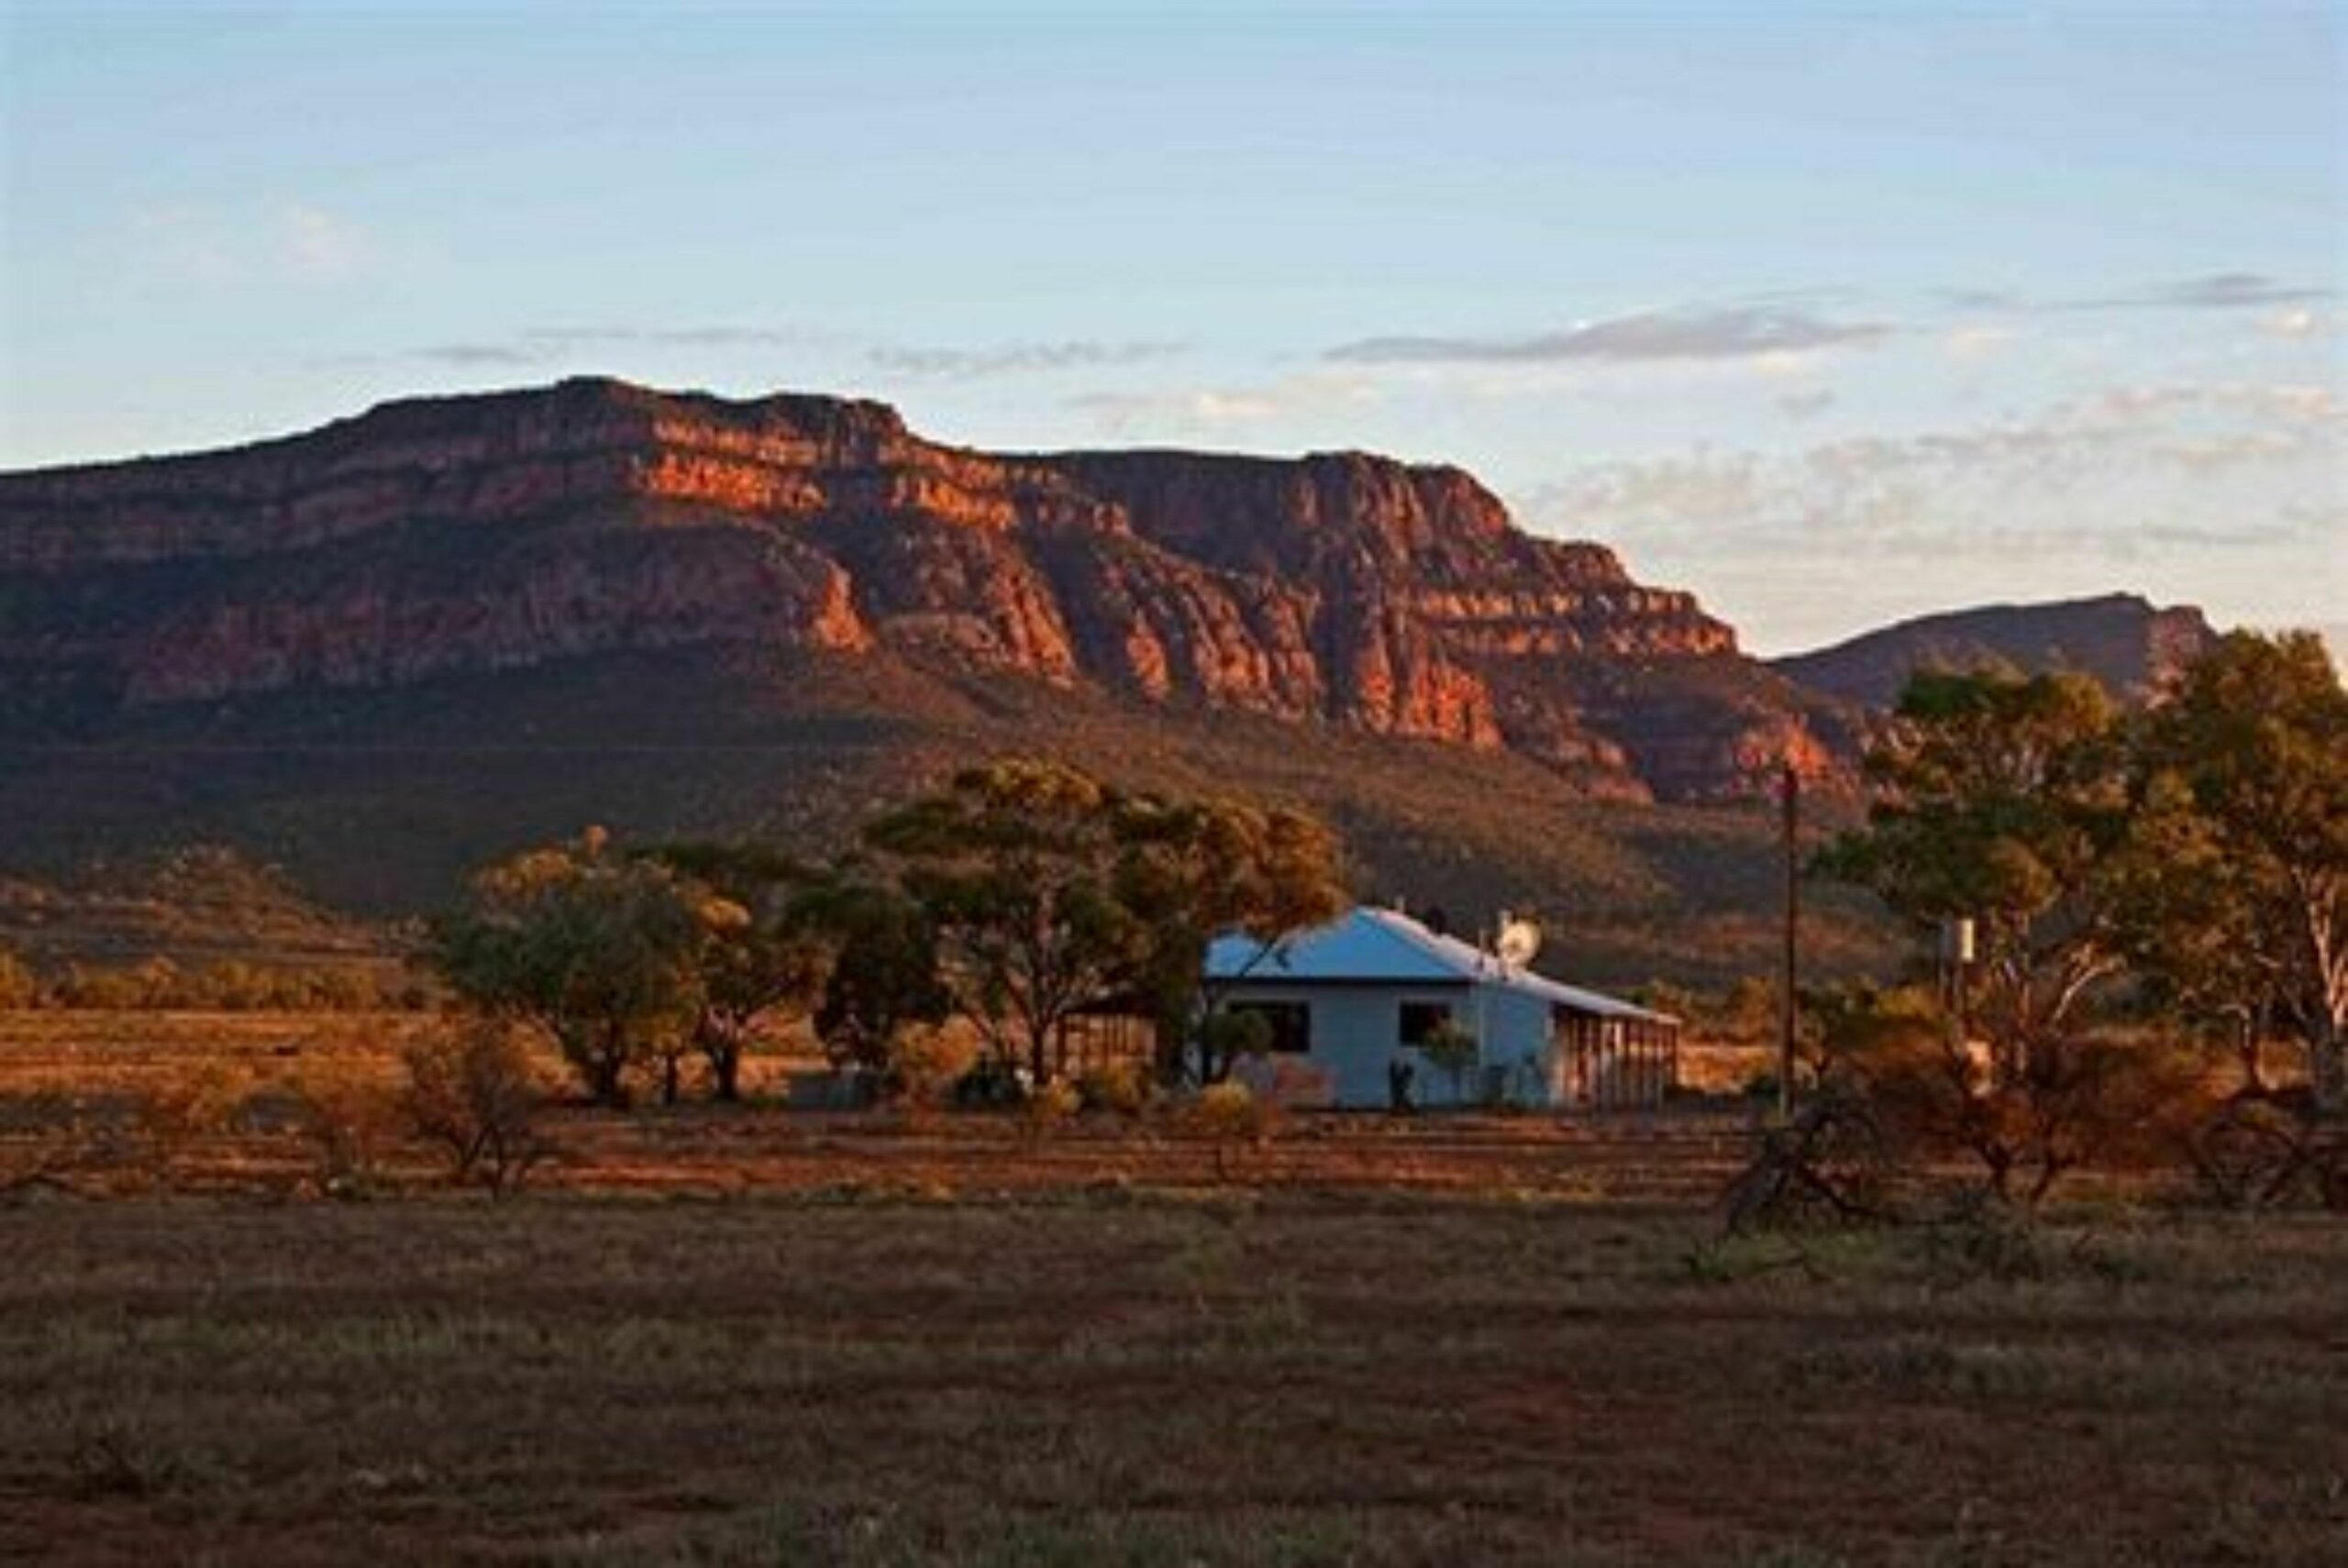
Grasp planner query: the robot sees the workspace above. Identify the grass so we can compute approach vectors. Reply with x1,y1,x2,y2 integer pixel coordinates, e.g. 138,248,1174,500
1,1008,2343,1565
2,1197,2343,1566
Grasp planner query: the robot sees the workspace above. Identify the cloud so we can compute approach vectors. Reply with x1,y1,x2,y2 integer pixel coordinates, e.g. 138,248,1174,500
520,325,824,349
1943,325,2017,359
868,340,1186,378
364,326,1181,380
1933,287,2027,313
1065,373,1379,435
1324,305,1892,366
413,343,552,368
1777,389,1837,422
1515,379,2342,569
1932,272,2336,318
333,322,845,371
2148,272,2332,310
1934,271,2338,321
128,200,369,285
276,204,365,280
2259,306,2345,340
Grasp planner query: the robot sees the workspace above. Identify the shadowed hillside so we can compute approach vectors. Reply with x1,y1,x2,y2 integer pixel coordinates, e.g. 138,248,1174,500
0,647,1895,989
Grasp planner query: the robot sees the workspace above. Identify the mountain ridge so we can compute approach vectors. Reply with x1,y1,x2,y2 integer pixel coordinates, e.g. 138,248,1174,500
1770,592,2218,709
0,376,1848,802
0,377,2210,987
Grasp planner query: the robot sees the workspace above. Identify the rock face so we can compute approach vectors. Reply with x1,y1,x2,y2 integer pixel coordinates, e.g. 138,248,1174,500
0,377,1850,801
1771,593,2218,710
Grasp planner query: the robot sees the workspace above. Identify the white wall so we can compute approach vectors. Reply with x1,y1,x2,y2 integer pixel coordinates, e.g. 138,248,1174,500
1223,982,1556,1109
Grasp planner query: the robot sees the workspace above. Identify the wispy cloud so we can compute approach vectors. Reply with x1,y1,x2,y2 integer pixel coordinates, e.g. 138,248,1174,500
2260,306,2342,339
1065,372,1379,436
523,325,826,349
412,343,550,368
360,326,1180,381
1517,380,2343,569
1325,305,1892,366
869,340,1185,378
129,200,371,285
2143,272,2332,310
1943,324,2017,359
277,204,365,281
1936,271,2336,315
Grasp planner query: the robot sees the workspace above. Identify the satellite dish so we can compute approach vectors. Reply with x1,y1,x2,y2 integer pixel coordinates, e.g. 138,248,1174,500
1495,914,1542,969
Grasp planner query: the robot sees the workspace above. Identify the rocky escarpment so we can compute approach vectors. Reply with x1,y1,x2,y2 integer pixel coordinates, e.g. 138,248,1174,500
0,377,1851,800
1772,593,2218,710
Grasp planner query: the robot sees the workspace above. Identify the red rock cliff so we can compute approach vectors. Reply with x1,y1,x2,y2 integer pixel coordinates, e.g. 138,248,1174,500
0,378,1844,800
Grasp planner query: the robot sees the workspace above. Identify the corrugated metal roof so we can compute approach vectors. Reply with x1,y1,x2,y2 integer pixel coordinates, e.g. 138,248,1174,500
1207,906,1676,1023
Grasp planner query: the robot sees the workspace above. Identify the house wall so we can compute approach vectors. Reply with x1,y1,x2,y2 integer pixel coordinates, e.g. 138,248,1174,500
1222,982,1555,1108
1464,983,1556,1107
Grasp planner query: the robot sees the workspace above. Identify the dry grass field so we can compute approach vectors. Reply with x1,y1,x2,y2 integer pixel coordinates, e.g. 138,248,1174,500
2,1010,2344,1567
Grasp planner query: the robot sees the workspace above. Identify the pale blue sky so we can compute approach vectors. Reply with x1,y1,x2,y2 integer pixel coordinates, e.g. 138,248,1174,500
3,1,2340,651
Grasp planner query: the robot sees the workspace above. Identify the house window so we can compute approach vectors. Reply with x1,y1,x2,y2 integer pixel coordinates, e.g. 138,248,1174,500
1398,1001,1455,1048
1227,1000,1311,1055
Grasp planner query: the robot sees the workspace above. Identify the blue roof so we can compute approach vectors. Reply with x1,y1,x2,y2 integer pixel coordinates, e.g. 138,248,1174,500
1206,906,1675,1023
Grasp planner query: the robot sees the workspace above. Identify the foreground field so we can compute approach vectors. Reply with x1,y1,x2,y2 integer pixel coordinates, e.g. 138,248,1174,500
4,1195,2344,1568
3,1010,2342,1564
0,1009,1767,1202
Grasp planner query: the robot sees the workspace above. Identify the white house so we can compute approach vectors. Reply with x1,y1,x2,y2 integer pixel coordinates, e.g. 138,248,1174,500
1203,905,1680,1110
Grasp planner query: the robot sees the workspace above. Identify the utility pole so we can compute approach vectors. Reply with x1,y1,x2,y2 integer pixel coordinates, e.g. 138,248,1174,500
1778,759,1800,1121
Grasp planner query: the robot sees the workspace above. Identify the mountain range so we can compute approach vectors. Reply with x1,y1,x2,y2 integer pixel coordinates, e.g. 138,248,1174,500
0,379,2217,984
1773,593,2215,710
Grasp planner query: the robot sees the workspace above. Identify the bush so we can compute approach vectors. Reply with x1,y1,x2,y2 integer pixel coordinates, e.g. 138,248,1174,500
1199,1008,1271,1082
1776,985,2224,1213
131,1063,248,1190
885,1024,975,1105
1185,1080,1276,1178
1862,1026,2212,1208
1022,1077,1082,1137
400,1019,551,1198
1077,1060,1150,1118
0,947,39,1010
1418,1018,1479,1104
285,1066,400,1199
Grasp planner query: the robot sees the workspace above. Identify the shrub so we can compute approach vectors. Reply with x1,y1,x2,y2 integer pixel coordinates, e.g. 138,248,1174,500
1199,1008,1273,1081
1767,985,2225,1215
1022,1077,1083,1137
1077,1059,1150,1118
1862,1024,2212,1209
1185,1080,1275,1178
285,1066,400,1199
400,1018,551,1198
885,1023,975,1105
1417,1018,1479,1104
0,947,39,1010
131,1063,247,1190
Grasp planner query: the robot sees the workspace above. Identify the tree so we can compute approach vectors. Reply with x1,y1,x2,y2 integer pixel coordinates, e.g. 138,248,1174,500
1823,668,2132,1087
2130,632,2348,1106
1819,670,2149,1204
864,759,1349,1087
786,867,951,1085
643,842,826,1102
400,1017,551,1197
427,828,729,1107
864,761,1147,1082
1110,793,1347,1083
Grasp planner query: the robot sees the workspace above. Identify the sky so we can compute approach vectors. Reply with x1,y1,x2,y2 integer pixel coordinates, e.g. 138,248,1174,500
1,0,2340,654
